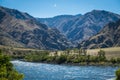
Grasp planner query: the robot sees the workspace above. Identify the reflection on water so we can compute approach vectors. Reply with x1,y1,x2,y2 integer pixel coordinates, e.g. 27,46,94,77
11,60,118,80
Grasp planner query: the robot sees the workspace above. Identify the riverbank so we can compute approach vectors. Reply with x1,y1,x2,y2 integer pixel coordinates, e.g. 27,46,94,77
23,50,120,67
1,46,120,67
19,59,120,67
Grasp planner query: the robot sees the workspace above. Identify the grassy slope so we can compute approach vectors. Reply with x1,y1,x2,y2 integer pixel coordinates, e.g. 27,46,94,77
87,47,120,59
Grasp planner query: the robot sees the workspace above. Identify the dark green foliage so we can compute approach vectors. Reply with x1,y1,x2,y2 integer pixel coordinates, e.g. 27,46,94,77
116,58,120,63
55,55,67,64
0,50,24,80
110,57,120,64
116,68,120,80
66,49,70,54
46,56,56,62
98,50,106,61
24,50,108,65
25,51,49,62
110,58,117,64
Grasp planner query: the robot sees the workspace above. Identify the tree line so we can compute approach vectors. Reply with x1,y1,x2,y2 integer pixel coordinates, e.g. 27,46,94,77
24,50,120,65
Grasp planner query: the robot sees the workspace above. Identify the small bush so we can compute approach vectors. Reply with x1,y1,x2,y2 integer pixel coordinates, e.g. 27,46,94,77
116,68,120,80
55,55,67,64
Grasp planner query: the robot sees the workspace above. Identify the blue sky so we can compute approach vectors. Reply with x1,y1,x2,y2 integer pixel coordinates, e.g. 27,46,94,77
0,0,120,18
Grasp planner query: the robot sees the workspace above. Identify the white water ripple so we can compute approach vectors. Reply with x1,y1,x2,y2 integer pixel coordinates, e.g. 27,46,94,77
11,60,118,80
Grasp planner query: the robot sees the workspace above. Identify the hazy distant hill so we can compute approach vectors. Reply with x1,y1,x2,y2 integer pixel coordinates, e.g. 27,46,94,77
78,19,120,49
0,6,72,50
38,10,120,43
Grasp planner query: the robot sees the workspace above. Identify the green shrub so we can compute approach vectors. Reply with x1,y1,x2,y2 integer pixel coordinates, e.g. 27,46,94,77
46,56,55,62
25,51,49,62
110,58,117,64
116,68,120,80
55,55,67,64
98,50,106,61
0,50,24,80
116,58,120,63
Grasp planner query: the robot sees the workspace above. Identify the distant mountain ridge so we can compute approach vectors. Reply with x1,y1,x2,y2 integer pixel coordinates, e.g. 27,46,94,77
1,6,120,50
37,14,82,33
0,6,72,50
78,19,120,49
38,10,120,43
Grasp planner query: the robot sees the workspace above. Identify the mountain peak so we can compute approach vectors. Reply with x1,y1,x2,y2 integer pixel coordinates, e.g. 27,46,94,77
0,6,33,20
91,9,106,12
0,6,72,50
85,9,118,15
38,9,120,44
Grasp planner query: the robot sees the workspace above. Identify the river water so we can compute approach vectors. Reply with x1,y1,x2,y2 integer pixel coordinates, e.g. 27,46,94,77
11,60,118,80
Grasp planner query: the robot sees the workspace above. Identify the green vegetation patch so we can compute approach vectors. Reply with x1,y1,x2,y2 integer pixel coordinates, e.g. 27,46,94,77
0,50,24,80
116,68,120,80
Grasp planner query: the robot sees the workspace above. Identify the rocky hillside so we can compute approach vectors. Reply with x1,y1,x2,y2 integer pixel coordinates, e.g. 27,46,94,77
0,6,72,50
38,10,120,43
78,19,120,49
37,14,81,33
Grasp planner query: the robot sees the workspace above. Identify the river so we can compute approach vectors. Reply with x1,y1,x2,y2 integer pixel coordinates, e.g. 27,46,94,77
11,60,118,80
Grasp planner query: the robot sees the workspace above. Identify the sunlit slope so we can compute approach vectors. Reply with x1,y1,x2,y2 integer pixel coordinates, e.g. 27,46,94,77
87,47,120,59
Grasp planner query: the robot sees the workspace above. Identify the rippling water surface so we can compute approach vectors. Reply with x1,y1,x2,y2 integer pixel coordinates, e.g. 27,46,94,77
11,60,118,80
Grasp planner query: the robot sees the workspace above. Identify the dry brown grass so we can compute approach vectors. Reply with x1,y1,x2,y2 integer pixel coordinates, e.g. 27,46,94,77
87,47,120,59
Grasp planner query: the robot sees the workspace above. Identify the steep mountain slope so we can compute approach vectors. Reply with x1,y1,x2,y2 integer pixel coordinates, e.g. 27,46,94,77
37,14,82,34
78,19,120,49
38,10,120,43
0,6,72,50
